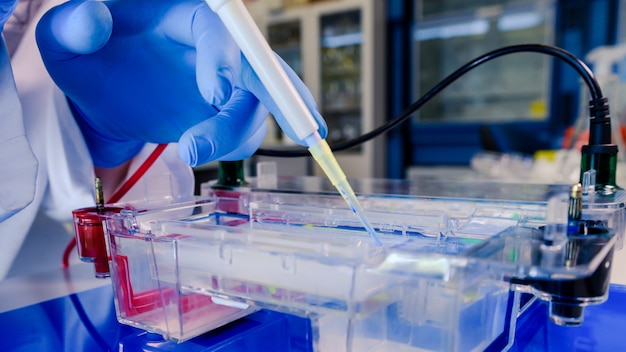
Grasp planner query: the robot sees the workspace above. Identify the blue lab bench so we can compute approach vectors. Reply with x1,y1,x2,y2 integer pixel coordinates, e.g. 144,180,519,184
0,264,624,351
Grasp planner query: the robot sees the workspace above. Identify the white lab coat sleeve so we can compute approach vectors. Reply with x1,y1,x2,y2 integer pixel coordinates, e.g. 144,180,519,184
0,35,38,221
0,34,39,278
0,0,91,280
40,88,97,220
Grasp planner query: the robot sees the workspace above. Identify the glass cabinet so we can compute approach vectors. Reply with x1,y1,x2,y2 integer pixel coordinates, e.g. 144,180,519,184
412,0,555,124
262,0,387,178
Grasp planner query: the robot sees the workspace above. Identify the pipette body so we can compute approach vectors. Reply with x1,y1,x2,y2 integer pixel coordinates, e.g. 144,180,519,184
204,0,381,246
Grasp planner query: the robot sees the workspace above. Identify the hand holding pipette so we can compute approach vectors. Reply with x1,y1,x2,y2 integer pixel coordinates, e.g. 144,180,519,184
204,0,382,246
37,0,325,168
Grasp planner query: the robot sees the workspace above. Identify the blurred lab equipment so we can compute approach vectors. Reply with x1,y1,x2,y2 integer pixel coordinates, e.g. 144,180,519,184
388,0,619,178
254,0,386,179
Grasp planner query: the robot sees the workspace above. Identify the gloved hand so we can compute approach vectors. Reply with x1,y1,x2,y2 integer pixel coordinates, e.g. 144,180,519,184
0,0,17,30
36,0,326,168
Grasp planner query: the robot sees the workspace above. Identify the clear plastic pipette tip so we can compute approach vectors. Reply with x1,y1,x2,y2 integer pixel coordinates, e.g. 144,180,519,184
307,134,382,246
336,179,383,246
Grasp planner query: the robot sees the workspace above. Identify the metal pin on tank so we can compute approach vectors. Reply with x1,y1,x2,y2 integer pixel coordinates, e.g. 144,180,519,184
95,176,105,213
567,183,583,236
565,183,583,267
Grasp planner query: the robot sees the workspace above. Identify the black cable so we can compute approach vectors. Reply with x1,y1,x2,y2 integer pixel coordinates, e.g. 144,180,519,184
255,43,603,157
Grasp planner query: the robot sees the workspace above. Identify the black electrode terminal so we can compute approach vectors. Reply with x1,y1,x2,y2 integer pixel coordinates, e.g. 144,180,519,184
589,97,613,145
582,97,619,191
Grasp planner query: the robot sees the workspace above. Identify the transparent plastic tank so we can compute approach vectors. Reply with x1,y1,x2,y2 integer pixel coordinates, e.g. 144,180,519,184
203,175,625,248
105,198,255,342
103,181,620,351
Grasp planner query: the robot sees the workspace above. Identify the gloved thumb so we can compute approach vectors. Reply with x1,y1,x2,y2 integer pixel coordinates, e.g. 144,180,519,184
36,0,112,58
178,88,268,166
0,0,17,30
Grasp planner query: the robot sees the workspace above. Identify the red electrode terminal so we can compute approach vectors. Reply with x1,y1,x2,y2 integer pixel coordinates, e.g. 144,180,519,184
72,177,123,278
67,144,168,278
72,206,122,278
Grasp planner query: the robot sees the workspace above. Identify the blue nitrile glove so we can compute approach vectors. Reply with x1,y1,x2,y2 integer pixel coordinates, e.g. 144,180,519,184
36,0,326,168
0,0,17,30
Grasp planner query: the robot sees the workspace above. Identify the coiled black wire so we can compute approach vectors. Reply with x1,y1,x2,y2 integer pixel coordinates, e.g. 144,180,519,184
254,43,603,157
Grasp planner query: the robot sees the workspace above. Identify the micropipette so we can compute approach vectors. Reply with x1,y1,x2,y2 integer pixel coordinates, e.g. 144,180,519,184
204,0,382,246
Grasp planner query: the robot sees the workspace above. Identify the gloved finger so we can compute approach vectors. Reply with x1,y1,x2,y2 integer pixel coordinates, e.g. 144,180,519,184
36,0,112,59
238,53,328,145
177,88,268,166
0,0,18,29
217,121,266,161
178,3,240,109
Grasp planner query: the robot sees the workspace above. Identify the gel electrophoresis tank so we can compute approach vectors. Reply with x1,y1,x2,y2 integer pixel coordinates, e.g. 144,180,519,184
102,177,624,351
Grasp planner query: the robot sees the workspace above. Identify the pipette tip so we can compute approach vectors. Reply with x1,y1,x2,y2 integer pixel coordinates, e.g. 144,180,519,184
338,181,382,247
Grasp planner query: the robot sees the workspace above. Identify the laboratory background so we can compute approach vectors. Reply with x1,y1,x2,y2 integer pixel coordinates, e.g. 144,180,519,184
3,0,626,351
